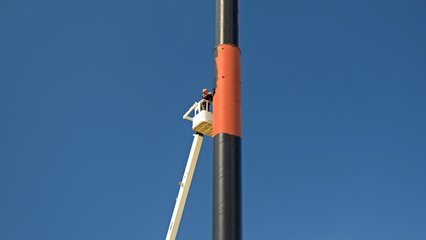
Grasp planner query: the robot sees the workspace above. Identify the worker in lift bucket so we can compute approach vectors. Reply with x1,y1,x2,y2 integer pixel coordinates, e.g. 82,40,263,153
201,88,213,111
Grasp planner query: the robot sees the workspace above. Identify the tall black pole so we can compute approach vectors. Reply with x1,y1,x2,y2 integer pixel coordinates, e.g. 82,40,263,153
213,0,242,239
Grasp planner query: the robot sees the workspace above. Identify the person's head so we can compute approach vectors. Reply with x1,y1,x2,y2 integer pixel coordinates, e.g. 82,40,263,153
202,88,208,94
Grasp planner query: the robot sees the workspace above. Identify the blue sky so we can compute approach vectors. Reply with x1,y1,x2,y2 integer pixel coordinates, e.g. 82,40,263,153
1,0,425,239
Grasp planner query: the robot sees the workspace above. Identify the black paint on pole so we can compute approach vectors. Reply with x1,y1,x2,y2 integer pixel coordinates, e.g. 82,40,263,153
216,0,239,46
213,133,242,240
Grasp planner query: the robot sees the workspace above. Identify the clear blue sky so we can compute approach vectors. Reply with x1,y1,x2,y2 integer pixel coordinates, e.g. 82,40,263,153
1,0,425,239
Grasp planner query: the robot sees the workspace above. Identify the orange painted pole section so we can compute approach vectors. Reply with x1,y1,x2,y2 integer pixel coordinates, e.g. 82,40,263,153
213,44,241,137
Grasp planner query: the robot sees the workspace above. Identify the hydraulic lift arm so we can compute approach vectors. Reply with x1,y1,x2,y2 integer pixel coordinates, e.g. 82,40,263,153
166,133,204,240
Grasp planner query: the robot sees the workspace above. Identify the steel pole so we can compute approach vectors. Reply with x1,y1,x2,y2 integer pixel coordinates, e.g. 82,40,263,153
213,0,242,239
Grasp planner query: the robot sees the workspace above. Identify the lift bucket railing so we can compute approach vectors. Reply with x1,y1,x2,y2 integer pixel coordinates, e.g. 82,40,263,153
183,100,212,121
183,100,213,137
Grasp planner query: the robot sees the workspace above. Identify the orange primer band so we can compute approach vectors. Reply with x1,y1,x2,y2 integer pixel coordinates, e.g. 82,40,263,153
213,44,241,137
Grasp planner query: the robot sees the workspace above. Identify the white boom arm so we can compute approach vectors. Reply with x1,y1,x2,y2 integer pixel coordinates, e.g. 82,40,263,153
166,133,204,240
